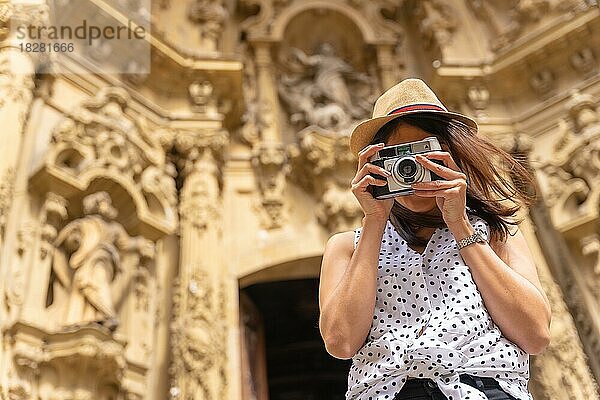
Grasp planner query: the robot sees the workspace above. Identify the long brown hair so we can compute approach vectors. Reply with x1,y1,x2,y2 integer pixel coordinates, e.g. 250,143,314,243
368,114,536,247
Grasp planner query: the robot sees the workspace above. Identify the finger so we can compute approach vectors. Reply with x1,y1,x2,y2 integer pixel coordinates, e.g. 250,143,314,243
413,187,463,197
411,179,466,191
419,151,460,171
352,163,391,184
415,154,466,180
357,143,386,170
352,175,387,192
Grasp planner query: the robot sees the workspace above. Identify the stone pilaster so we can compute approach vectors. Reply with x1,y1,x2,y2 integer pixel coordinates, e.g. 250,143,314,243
0,1,47,247
250,40,290,229
169,131,231,400
251,41,281,143
375,44,396,91
501,133,600,398
520,215,600,400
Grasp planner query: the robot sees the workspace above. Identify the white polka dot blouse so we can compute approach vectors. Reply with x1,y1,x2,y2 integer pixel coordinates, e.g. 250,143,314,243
345,214,533,400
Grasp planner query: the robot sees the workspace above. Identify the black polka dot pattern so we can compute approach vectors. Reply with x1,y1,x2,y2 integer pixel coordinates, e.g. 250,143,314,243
345,214,533,400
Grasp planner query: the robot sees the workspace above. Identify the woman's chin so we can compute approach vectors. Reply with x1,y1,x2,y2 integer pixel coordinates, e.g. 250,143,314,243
394,195,438,214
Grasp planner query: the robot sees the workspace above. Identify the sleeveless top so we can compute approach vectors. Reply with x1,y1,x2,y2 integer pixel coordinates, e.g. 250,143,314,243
345,213,533,400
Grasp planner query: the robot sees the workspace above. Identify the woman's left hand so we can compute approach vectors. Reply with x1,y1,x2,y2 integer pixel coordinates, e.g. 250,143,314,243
411,151,469,228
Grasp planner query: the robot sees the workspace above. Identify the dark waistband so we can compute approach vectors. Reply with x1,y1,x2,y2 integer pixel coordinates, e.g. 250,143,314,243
405,374,500,389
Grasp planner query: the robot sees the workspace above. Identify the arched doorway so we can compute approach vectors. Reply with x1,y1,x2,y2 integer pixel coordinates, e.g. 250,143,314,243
239,260,351,400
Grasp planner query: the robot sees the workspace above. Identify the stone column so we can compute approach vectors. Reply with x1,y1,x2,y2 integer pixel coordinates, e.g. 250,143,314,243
0,2,45,247
250,40,289,229
375,43,396,91
520,215,600,400
169,130,233,400
251,40,281,143
502,133,600,398
0,0,49,334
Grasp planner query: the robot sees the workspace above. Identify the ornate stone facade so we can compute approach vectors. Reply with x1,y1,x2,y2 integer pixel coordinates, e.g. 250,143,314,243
0,0,599,399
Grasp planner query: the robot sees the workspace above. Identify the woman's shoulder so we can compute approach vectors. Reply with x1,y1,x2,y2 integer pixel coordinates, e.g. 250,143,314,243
321,231,357,273
325,230,356,253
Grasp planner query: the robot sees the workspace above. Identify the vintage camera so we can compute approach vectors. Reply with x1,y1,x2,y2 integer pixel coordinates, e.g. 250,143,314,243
368,136,444,199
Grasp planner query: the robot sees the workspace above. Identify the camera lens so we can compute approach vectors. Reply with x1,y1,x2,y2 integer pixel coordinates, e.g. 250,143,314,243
395,157,418,179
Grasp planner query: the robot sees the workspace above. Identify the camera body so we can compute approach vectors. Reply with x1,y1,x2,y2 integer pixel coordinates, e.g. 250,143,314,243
368,136,444,199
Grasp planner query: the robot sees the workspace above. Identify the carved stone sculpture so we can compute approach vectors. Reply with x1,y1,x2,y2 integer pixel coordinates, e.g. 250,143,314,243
188,0,229,53
537,91,600,227
288,127,362,232
49,192,154,331
278,43,374,132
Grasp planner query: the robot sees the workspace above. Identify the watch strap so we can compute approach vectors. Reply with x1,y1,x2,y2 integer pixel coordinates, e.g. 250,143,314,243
457,231,486,250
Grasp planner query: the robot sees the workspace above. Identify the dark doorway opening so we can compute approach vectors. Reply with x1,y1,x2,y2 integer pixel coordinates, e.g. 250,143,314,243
241,278,351,400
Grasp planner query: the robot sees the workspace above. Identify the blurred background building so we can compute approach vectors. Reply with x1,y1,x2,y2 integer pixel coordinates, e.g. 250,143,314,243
0,0,599,399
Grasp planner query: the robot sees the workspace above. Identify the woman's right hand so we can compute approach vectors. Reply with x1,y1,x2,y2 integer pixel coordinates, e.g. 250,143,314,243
351,143,395,221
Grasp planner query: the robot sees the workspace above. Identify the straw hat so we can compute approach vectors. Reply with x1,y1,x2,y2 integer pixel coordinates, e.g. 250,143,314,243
349,78,477,155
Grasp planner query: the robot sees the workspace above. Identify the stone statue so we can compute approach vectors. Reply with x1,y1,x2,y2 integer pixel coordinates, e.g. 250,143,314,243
278,43,374,131
49,192,153,331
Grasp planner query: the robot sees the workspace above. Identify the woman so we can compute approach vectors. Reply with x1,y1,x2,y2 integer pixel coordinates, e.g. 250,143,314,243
318,79,551,400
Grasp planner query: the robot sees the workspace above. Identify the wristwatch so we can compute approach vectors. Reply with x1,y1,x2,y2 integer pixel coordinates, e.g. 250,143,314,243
457,231,487,250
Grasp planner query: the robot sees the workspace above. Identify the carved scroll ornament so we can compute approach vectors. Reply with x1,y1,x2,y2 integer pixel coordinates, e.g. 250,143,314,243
32,87,177,237
288,127,362,232
536,92,600,228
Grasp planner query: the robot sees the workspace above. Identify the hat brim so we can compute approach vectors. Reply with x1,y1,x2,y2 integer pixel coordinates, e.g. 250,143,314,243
349,110,478,156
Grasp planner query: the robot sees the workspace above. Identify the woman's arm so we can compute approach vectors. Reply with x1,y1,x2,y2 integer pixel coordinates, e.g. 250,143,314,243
412,151,552,355
449,220,552,355
319,142,394,359
318,216,387,359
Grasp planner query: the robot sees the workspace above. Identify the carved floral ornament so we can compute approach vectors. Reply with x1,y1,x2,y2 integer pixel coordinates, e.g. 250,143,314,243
238,0,403,44
187,0,229,53
30,87,178,238
0,1,49,42
8,321,128,400
251,140,291,229
536,91,600,229
465,0,596,53
169,271,228,400
287,127,362,232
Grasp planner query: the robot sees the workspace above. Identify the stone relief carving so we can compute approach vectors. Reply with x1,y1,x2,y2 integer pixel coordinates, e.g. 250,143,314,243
536,91,600,227
188,80,220,116
8,321,128,400
288,128,362,232
530,68,555,96
531,264,600,399
0,53,36,125
0,167,15,241
252,141,291,229
40,193,69,260
416,0,458,51
581,233,600,277
237,43,263,147
466,85,490,115
2,190,157,400
466,0,549,52
570,47,597,75
39,87,178,234
169,272,228,400
188,0,229,53
48,192,155,331
278,43,374,132
178,148,223,232
0,0,49,42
